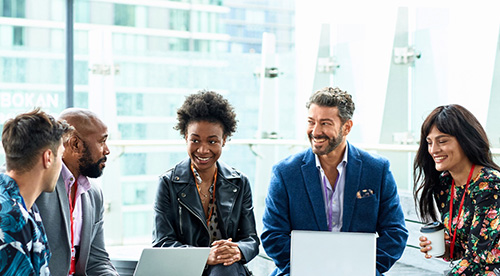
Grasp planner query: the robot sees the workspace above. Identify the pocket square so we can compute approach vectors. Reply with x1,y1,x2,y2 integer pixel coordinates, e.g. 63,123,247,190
356,189,374,199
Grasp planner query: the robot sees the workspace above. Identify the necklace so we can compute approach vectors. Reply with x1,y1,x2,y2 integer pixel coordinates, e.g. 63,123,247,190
197,187,209,199
190,164,218,225
191,164,217,204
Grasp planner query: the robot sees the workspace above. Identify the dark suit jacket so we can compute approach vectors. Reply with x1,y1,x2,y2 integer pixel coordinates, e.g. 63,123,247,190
35,173,118,276
261,143,408,276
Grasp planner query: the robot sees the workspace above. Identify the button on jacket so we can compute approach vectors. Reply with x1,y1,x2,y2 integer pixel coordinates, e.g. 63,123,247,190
153,158,259,263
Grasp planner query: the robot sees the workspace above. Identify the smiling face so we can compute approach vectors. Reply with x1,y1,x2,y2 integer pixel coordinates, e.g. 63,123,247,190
185,120,226,173
426,125,469,173
307,104,351,156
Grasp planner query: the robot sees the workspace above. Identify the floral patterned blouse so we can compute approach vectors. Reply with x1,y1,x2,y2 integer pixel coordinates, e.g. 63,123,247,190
435,167,500,276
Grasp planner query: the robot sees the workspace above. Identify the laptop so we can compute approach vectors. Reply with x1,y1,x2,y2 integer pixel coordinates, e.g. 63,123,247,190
133,247,210,276
291,230,377,276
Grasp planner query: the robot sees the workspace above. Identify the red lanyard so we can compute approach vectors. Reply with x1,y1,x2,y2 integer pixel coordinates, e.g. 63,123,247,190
448,164,475,260
69,179,78,275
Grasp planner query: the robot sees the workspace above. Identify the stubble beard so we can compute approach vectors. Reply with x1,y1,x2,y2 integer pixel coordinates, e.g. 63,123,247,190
309,129,344,156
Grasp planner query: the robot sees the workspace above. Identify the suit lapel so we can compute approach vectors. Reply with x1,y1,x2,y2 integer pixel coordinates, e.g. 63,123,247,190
175,159,207,227
56,175,72,245
342,143,361,231
302,149,328,230
78,191,92,271
177,184,206,227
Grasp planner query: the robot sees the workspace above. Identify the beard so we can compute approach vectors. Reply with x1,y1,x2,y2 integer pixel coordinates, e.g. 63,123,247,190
309,127,344,156
79,146,106,178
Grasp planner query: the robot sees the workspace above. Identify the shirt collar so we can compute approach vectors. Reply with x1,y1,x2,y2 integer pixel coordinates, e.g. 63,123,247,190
315,144,349,171
61,162,92,193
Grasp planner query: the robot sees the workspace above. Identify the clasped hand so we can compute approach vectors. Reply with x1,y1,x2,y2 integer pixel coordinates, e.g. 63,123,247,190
207,238,242,266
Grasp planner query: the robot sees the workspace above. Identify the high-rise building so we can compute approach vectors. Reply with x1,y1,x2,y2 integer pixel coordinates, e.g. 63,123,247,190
0,0,296,244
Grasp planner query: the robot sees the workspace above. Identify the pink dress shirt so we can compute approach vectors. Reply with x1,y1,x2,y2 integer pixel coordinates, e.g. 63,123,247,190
61,163,91,256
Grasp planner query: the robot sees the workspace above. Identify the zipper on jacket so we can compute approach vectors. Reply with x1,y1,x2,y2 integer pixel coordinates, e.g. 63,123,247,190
178,198,210,233
178,206,183,236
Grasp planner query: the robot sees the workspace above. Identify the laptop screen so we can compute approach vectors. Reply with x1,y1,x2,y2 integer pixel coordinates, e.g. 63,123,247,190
291,230,377,276
133,247,210,276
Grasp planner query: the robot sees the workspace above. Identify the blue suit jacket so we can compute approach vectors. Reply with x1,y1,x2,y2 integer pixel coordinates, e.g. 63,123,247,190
261,143,408,276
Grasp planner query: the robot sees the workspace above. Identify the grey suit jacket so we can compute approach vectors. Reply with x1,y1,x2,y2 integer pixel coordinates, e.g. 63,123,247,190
35,173,118,276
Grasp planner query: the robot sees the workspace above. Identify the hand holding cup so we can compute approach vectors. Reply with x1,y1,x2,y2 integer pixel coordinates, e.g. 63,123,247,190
420,222,445,258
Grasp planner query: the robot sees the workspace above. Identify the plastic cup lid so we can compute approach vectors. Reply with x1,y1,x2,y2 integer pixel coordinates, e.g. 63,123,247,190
420,221,444,233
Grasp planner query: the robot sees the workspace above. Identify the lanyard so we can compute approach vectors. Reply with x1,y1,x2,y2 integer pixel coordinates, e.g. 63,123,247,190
190,165,217,226
448,164,475,260
68,179,78,275
322,173,340,231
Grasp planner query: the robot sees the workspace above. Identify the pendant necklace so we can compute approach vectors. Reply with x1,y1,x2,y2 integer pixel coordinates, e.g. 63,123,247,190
191,164,216,204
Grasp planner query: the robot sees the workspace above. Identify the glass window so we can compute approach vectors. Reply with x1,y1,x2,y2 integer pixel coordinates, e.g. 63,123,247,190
2,0,25,18
114,4,135,27
74,0,89,23
3,2,500,275
169,38,189,51
12,26,23,45
246,9,265,24
193,39,211,52
0,0,297,247
146,7,169,29
169,9,189,31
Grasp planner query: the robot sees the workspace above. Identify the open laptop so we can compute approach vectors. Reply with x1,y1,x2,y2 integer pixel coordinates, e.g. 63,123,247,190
291,230,377,276
133,247,210,276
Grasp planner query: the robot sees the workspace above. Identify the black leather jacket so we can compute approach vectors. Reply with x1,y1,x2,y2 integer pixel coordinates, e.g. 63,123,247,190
152,158,259,263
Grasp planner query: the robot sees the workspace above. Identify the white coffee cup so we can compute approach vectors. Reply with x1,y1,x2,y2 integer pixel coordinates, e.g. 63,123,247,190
420,222,445,258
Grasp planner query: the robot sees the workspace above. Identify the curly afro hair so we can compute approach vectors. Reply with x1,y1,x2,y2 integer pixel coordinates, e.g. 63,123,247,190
175,90,237,138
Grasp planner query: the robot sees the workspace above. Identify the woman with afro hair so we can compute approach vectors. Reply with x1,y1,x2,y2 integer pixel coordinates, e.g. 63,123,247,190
153,90,259,276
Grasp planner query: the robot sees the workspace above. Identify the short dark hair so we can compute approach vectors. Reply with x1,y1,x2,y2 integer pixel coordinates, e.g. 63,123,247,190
174,90,237,137
306,87,355,123
2,108,73,172
413,104,500,222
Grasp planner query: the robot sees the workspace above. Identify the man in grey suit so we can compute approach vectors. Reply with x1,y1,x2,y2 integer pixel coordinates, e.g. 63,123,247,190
35,108,118,276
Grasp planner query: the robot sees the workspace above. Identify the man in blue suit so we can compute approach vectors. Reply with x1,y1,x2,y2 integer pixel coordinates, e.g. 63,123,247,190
261,87,408,276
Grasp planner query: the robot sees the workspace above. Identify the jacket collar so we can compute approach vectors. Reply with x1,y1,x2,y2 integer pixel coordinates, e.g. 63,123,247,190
301,148,327,230
171,158,242,184
173,158,243,237
342,142,362,231
300,142,362,231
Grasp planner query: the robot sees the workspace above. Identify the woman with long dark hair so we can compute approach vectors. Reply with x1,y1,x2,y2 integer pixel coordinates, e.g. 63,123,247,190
414,104,500,275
